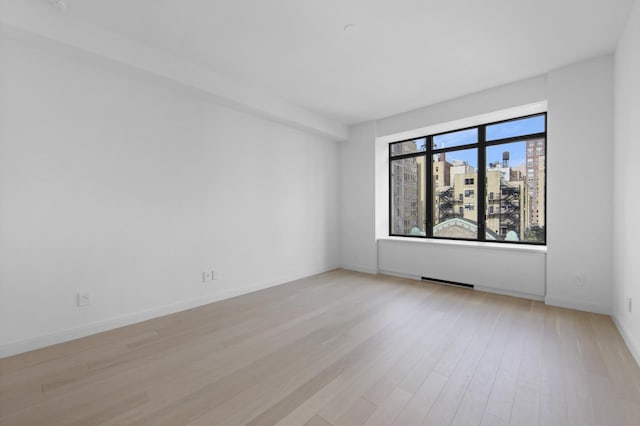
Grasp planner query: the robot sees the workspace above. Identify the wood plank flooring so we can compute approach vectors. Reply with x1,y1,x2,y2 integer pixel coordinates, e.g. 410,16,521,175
1,269,639,425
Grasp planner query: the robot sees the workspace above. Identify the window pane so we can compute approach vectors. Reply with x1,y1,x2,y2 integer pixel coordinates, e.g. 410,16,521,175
390,156,426,236
485,139,545,243
390,138,427,157
433,128,477,150
486,114,545,141
432,149,478,239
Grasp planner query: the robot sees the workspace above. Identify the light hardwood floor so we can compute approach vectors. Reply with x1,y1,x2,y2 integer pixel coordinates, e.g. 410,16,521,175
1,269,640,425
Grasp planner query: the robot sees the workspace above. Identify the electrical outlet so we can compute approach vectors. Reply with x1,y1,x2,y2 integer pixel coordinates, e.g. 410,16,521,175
77,293,91,307
574,273,585,287
202,270,217,283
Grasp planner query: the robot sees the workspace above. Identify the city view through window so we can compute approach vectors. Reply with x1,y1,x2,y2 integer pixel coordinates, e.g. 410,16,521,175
390,114,546,244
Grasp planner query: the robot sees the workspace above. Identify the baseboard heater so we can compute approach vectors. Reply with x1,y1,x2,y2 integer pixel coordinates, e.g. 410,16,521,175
421,276,474,289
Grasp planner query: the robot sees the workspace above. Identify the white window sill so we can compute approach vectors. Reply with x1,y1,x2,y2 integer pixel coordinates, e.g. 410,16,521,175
377,236,547,253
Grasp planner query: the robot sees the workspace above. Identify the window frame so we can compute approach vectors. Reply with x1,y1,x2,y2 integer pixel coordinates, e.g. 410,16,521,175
388,112,547,246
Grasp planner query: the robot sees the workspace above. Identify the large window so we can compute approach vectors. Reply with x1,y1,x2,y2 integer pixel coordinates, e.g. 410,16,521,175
389,113,546,245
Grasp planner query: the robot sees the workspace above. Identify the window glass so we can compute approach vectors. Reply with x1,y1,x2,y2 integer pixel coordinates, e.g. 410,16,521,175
486,114,545,141
390,156,427,236
390,138,427,157
432,149,478,239
485,139,545,243
433,128,477,149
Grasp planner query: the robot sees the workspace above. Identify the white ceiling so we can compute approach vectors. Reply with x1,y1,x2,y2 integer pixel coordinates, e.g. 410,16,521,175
57,0,634,125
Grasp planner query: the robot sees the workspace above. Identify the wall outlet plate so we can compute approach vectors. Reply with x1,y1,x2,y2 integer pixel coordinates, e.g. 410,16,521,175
202,270,217,283
77,293,91,307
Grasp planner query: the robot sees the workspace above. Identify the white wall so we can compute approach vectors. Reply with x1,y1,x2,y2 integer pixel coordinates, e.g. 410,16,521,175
0,1,348,141
613,0,640,364
377,76,547,138
546,55,614,314
0,33,339,356
340,57,616,312
339,122,378,273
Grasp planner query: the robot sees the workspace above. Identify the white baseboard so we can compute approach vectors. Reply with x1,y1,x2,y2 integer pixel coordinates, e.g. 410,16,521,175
475,285,544,301
376,269,421,281
340,263,378,275
0,264,338,358
612,315,640,368
544,296,611,315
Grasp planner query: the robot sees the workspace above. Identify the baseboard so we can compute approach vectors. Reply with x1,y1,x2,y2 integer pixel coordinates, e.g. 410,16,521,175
612,315,640,368
376,269,420,281
0,264,338,358
475,285,544,302
340,263,378,275
544,296,611,315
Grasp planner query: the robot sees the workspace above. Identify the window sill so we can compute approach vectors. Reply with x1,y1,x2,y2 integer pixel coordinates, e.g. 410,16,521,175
377,236,547,253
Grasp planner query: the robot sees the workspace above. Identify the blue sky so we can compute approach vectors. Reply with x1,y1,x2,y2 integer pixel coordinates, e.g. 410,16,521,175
486,115,545,141
433,128,476,149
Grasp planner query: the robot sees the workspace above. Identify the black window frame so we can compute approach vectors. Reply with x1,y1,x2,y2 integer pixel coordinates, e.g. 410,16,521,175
388,112,547,246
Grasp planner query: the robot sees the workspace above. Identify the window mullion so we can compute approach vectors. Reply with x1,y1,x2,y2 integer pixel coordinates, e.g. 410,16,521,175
477,126,487,242
426,136,433,238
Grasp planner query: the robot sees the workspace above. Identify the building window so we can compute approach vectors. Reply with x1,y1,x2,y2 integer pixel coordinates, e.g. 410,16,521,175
389,113,546,244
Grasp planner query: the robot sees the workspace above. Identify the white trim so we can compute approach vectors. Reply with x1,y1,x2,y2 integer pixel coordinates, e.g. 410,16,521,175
544,296,611,315
377,269,424,281
377,236,547,254
0,3,347,141
612,315,640,368
340,264,378,275
0,265,339,358
475,285,544,302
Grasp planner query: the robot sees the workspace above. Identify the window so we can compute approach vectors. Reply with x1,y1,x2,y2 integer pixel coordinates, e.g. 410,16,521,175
389,113,546,244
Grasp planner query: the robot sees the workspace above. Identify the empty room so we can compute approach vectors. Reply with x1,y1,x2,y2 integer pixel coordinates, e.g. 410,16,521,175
1,0,640,425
